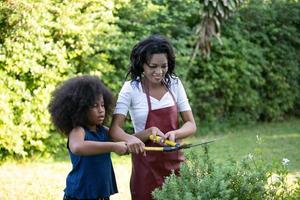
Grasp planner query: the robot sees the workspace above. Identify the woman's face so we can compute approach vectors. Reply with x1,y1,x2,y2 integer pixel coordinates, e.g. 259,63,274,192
143,53,168,85
86,95,105,129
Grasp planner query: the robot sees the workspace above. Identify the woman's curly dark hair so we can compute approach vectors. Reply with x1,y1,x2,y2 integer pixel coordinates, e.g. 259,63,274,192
48,75,113,136
127,35,176,87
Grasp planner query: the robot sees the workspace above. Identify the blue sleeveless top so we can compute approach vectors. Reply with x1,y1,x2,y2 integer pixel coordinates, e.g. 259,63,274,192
64,126,118,199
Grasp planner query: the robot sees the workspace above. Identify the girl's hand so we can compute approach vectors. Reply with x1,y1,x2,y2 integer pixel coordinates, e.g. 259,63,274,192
126,136,145,154
146,127,165,144
164,131,176,142
113,142,128,155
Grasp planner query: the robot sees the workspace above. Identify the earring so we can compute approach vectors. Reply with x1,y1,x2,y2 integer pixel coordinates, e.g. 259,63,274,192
141,72,145,78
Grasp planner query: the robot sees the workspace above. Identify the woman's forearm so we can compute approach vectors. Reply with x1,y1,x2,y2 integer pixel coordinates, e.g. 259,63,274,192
132,130,150,142
174,121,197,139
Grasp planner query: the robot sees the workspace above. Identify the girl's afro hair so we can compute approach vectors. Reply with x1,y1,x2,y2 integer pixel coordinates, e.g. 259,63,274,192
48,75,113,135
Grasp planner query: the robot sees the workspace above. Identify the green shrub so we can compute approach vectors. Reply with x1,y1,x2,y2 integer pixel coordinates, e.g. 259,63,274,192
189,0,300,123
153,148,300,200
0,0,121,160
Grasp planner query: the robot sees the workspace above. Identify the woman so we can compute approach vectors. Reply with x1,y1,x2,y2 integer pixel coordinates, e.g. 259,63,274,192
109,35,197,200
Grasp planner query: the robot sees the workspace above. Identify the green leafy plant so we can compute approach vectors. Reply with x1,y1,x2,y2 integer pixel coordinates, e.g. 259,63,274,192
0,0,121,160
188,0,300,123
192,0,244,58
153,146,300,200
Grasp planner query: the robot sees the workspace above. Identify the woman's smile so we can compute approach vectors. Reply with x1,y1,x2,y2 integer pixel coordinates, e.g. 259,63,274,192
143,53,168,84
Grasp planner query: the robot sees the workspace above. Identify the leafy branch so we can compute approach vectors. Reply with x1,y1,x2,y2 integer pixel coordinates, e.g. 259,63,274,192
191,0,244,59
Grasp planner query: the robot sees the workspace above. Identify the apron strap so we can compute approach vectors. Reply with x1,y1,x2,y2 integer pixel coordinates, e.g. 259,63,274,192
168,87,177,106
144,83,152,111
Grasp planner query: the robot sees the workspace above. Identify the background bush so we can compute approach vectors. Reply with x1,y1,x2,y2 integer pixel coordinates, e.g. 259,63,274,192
153,149,300,200
0,0,122,159
0,0,299,159
188,0,300,123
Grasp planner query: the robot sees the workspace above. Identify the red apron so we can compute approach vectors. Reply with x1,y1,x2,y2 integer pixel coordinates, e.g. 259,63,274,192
130,87,185,200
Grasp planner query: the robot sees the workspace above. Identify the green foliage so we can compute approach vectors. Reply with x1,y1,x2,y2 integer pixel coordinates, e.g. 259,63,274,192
193,0,244,56
0,0,299,160
153,148,300,200
189,37,264,122
189,0,300,123
0,0,121,160
237,0,300,121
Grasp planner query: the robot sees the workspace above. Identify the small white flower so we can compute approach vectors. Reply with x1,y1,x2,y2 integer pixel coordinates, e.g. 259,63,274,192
256,135,262,144
282,158,290,166
256,135,261,141
248,153,253,160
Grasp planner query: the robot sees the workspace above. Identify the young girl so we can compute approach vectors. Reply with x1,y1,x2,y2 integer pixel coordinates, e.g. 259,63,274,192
109,35,197,200
48,75,136,200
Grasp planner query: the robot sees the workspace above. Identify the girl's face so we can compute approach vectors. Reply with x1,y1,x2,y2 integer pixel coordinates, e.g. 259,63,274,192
86,95,105,129
143,53,168,86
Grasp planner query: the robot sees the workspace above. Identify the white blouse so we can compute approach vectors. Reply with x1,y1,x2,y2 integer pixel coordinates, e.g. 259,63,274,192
113,77,191,133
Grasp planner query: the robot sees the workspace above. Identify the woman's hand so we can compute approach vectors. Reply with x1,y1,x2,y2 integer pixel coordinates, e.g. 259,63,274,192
126,136,145,154
112,142,129,155
164,130,177,142
146,127,165,144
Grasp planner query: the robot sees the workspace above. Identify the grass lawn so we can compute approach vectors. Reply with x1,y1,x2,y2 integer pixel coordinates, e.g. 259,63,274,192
193,118,300,172
0,156,132,200
0,119,299,199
